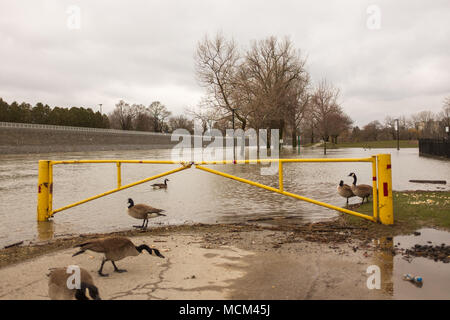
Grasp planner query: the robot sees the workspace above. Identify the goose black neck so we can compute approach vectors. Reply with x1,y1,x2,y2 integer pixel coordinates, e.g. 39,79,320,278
136,245,165,258
75,283,101,300
75,288,88,300
352,174,357,185
136,244,152,254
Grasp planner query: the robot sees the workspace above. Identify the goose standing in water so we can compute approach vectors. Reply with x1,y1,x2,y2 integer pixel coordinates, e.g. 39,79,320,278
72,236,165,277
348,172,372,204
151,178,169,189
127,198,166,229
337,180,355,205
48,267,101,300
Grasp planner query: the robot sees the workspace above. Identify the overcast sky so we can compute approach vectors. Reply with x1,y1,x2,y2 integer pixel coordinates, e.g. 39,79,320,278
0,0,448,126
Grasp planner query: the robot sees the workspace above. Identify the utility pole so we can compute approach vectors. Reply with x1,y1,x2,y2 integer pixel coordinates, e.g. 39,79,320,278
232,108,236,162
395,118,400,150
99,104,103,114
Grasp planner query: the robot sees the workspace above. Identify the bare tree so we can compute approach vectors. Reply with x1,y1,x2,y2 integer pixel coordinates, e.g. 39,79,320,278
284,82,310,147
310,80,342,154
186,105,219,133
168,115,194,133
148,101,171,132
195,33,248,129
242,37,308,127
133,104,152,131
328,111,353,144
109,100,136,130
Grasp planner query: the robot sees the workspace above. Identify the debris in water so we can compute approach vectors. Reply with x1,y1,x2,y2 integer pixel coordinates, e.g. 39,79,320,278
400,244,450,263
402,274,423,287
3,241,23,249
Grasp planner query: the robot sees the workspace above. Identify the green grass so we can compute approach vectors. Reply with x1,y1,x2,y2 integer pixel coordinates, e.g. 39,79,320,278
342,191,450,236
316,140,418,149
300,143,315,147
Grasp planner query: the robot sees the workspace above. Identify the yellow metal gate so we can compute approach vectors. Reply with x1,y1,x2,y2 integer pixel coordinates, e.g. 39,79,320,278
37,155,393,224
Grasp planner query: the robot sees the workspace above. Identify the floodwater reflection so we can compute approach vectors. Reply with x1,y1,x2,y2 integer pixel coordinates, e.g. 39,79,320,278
0,146,449,247
373,228,450,299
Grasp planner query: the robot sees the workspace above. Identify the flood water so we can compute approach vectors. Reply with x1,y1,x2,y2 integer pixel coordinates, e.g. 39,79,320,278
373,228,450,299
0,146,449,248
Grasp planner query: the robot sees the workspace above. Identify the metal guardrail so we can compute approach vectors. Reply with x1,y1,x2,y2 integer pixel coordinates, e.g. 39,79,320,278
0,122,247,142
0,121,170,136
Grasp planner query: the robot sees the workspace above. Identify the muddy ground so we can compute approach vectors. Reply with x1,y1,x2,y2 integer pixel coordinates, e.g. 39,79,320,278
0,219,447,300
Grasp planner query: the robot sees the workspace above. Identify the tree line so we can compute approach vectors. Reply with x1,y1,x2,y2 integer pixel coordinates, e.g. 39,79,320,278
337,98,450,143
0,97,195,133
0,98,109,128
192,33,450,146
108,100,194,133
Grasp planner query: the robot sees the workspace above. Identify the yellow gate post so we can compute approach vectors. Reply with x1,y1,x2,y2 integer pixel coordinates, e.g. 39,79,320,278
37,160,51,222
377,154,394,225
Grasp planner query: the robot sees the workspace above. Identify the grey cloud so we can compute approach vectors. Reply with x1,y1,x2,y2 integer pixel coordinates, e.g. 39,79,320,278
0,0,448,126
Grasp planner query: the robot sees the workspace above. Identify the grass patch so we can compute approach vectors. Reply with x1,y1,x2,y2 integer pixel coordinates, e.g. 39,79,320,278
341,191,450,237
317,140,418,149
300,143,315,147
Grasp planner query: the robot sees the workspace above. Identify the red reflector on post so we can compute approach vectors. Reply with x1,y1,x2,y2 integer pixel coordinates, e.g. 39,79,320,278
38,185,41,193
383,182,388,196
373,177,377,181
387,164,391,169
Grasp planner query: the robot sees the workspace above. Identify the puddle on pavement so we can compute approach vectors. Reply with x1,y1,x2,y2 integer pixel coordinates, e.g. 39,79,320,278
373,228,450,299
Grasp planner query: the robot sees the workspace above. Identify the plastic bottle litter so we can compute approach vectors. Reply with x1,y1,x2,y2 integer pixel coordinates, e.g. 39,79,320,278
402,274,423,287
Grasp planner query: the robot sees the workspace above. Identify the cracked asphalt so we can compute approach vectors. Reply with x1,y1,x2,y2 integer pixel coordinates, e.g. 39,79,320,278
0,227,391,300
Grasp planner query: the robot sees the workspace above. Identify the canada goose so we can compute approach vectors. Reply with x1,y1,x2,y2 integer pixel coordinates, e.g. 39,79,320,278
127,198,166,229
72,236,165,277
48,267,101,300
337,180,355,205
348,172,372,204
151,178,169,189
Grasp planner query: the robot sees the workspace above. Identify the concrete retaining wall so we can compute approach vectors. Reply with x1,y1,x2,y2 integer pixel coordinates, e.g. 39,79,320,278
0,122,253,155
0,123,183,154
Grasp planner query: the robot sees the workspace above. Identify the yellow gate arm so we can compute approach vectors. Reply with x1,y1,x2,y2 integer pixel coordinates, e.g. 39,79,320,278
195,164,377,222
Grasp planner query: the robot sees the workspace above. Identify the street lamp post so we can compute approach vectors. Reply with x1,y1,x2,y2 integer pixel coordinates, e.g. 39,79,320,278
395,118,400,150
99,104,103,114
232,108,236,162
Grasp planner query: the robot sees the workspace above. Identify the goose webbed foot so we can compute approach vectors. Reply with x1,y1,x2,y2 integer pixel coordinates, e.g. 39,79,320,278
98,259,109,277
112,261,127,273
114,269,127,273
